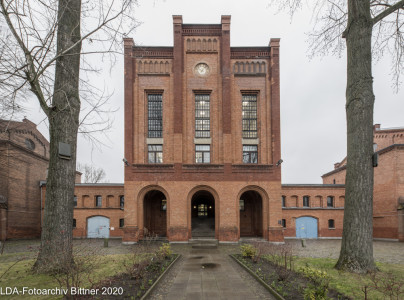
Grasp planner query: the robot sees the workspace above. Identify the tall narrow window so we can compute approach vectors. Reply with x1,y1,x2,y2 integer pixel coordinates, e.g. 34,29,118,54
281,196,286,208
327,196,334,208
95,195,102,207
242,94,257,138
73,196,77,207
195,94,210,138
195,145,210,163
243,145,258,163
148,145,163,163
303,196,310,207
328,219,335,229
119,219,124,228
148,94,163,138
73,219,76,228
119,195,124,209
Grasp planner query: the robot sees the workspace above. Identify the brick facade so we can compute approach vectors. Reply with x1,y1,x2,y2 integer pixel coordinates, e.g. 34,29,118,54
123,16,283,243
323,125,404,241
0,118,49,239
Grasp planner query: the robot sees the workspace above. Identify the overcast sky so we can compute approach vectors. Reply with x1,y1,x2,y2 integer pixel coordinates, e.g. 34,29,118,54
26,0,404,184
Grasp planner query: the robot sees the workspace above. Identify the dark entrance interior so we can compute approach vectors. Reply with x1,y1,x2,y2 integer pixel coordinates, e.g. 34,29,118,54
144,190,167,237
240,191,263,237
191,191,215,238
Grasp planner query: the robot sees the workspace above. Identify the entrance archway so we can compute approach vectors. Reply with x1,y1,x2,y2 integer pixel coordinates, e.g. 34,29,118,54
191,190,215,237
144,190,167,237
239,191,263,237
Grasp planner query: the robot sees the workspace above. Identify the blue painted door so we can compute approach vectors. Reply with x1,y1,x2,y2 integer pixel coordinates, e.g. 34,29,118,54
87,216,110,238
296,217,318,238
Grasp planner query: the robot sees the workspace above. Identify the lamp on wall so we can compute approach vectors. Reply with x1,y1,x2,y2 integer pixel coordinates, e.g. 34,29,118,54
276,159,283,167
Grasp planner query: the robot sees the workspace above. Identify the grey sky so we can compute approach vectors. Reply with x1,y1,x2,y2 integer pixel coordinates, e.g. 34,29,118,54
27,0,404,184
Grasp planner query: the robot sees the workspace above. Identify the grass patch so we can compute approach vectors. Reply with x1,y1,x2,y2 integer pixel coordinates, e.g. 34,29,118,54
0,254,132,300
294,257,404,299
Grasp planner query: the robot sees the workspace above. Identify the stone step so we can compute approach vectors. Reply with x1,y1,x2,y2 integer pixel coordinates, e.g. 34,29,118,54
189,238,218,249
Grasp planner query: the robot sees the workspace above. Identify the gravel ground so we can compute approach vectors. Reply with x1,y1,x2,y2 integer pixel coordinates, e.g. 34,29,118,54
2,238,403,264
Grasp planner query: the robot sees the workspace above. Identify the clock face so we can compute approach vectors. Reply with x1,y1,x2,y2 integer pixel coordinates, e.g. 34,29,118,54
195,63,209,76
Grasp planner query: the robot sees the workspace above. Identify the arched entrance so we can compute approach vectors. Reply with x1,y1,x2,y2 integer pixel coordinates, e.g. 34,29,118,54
239,191,263,237
144,190,167,237
191,190,215,237
87,216,110,238
296,217,318,238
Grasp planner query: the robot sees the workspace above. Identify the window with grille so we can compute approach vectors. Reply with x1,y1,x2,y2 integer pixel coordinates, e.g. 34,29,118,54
282,219,286,228
242,145,258,163
148,94,163,138
119,218,124,228
195,145,210,163
195,94,210,138
242,94,257,138
148,145,163,163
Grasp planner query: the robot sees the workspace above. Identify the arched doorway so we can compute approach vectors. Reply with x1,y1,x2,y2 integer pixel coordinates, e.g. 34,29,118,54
144,190,167,237
239,191,263,237
191,190,215,237
87,216,110,238
296,217,318,238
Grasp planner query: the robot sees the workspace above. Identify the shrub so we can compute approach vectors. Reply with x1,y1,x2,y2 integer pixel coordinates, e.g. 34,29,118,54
240,244,257,259
157,243,172,260
299,266,330,300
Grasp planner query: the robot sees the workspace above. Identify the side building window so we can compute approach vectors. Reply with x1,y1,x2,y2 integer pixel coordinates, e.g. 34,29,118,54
119,195,124,210
73,195,77,207
242,94,257,138
328,219,335,229
303,196,310,207
73,219,76,228
148,94,163,138
195,94,210,138
119,218,124,228
148,145,163,163
95,195,102,207
243,145,258,164
281,196,286,208
327,196,334,208
282,219,286,228
195,145,210,163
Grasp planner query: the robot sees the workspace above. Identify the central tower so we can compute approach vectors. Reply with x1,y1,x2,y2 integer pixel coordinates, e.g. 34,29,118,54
123,16,283,243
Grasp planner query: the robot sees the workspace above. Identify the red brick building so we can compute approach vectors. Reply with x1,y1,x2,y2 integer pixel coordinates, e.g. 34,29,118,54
122,15,284,243
322,124,404,241
0,118,49,239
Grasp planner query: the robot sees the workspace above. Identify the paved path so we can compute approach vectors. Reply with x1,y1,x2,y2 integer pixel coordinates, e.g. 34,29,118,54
149,246,276,300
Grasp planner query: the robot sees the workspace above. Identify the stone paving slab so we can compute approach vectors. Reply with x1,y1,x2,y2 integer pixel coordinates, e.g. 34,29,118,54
149,246,276,300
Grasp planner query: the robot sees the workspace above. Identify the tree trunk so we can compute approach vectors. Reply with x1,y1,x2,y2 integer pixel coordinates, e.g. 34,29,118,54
336,0,376,273
34,0,82,273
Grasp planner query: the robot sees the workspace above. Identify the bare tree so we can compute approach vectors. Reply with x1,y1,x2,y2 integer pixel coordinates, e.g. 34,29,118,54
0,0,136,273
272,0,404,273
77,163,106,183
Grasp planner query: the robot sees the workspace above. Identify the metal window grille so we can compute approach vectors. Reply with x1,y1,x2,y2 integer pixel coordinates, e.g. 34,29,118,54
242,94,257,138
195,94,210,138
148,94,163,138
148,145,163,163
120,218,124,228
95,196,102,207
242,145,258,163
282,219,286,228
195,145,210,163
